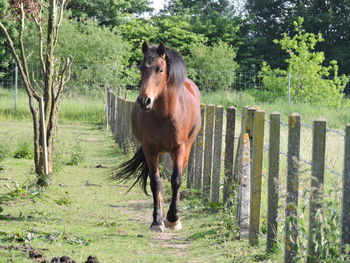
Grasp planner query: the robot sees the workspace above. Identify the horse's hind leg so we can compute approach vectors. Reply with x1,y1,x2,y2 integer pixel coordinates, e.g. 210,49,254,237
143,146,164,232
165,144,191,230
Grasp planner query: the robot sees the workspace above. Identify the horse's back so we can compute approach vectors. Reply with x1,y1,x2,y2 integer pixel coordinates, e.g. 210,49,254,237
184,78,200,100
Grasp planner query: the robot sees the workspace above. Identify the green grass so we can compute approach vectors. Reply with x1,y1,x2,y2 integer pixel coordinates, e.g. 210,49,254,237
200,90,350,129
117,88,350,129
0,88,104,123
0,120,280,262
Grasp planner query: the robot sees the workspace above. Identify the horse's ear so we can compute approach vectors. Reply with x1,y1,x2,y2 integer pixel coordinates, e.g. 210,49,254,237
157,42,166,57
142,41,149,54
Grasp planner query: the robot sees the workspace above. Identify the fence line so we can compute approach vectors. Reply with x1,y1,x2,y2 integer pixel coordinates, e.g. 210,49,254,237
106,87,350,261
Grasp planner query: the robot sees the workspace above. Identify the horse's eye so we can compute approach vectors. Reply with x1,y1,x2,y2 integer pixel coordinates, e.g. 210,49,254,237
160,69,164,74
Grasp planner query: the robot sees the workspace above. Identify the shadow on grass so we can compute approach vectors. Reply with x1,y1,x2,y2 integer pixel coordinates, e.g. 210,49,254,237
0,214,36,222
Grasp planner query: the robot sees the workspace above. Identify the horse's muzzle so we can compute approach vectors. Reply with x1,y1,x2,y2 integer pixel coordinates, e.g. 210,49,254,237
137,96,152,110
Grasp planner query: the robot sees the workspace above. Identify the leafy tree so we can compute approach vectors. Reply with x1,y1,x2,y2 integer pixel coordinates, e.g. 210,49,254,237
153,14,207,56
244,0,350,74
67,0,152,28
56,18,131,95
117,17,159,66
0,0,72,185
187,41,237,92
164,0,242,48
117,14,206,85
258,18,348,106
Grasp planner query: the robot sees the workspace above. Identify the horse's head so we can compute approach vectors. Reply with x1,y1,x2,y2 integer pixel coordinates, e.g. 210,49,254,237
137,42,168,110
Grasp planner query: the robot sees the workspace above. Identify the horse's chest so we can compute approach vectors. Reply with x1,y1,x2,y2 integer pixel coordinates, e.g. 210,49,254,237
136,116,180,148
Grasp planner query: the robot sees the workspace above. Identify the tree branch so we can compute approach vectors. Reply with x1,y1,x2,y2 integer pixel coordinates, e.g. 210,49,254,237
32,2,46,76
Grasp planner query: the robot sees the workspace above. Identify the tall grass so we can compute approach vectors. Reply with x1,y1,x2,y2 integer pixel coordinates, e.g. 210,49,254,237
0,88,104,123
200,90,350,129
2,87,349,128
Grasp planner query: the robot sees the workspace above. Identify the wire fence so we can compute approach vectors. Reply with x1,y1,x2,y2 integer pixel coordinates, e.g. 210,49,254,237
2,64,350,98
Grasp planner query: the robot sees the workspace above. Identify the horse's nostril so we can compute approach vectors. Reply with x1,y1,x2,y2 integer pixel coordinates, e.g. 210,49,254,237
145,97,151,106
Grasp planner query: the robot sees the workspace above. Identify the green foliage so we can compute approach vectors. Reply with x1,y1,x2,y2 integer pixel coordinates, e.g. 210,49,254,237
118,14,207,72
259,18,348,106
0,181,43,204
165,0,241,47
57,18,131,96
54,140,85,172
23,17,132,96
284,181,349,263
13,140,33,159
244,0,350,74
0,229,92,246
153,15,207,57
67,0,151,28
188,41,237,91
65,143,85,166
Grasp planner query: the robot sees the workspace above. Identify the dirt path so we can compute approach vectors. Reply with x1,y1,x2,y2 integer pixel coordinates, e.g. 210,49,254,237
0,121,272,262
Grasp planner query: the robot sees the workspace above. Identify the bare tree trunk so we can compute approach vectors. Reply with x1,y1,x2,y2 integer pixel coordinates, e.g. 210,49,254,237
0,0,71,187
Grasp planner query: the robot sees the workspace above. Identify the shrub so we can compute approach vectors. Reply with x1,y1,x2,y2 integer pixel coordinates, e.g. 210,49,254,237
187,41,237,92
259,17,348,106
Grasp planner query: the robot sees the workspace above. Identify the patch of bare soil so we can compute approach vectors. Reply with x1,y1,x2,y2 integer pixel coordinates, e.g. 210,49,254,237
0,245,47,262
0,246,99,263
123,198,190,257
50,255,99,263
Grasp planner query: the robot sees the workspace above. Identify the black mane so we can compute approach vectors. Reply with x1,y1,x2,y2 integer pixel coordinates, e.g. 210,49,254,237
143,46,187,87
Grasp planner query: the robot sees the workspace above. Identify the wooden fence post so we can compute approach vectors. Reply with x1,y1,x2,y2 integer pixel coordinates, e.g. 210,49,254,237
105,87,109,130
112,93,118,137
247,107,257,158
116,97,122,144
341,124,350,251
126,100,133,149
203,104,215,205
211,105,224,210
187,140,196,189
111,93,116,133
236,106,250,238
284,113,301,263
249,110,265,246
194,103,206,189
308,118,326,261
120,99,126,148
223,106,236,207
267,112,281,252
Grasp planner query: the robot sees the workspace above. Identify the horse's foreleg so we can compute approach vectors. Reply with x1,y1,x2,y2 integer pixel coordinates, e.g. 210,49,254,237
143,147,164,232
165,144,191,230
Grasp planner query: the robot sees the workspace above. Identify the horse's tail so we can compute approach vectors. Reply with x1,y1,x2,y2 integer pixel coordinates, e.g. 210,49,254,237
113,147,149,195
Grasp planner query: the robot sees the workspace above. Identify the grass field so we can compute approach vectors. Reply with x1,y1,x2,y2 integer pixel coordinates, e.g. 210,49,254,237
0,120,283,263
0,88,104,123
0,87,348,262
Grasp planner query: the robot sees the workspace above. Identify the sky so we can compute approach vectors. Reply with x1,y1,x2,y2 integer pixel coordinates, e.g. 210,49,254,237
150,0,166,12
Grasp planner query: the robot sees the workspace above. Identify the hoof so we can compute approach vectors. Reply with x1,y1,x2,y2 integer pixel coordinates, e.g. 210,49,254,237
150,224,165,233
164,219,182,230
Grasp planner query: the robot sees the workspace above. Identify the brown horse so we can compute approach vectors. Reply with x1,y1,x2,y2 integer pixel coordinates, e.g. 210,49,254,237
115,42,201,232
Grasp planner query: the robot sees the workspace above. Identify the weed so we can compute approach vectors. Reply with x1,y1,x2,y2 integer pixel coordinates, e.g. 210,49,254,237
97,221,117,228
54,196,72,206
283,179,349,263
0,230,93,246
65,143,85,166
13,140,34,159
0,181,43,204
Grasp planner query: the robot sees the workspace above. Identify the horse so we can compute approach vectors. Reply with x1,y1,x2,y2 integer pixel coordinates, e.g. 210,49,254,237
115,42,201,232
